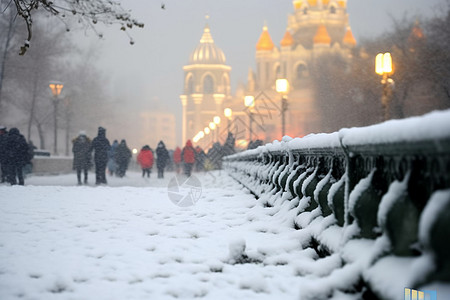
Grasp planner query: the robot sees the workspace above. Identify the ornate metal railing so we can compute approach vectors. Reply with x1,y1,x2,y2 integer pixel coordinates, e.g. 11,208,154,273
223,110,450,299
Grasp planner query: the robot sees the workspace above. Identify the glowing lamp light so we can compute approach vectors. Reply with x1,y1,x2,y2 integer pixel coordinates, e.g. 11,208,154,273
49,82,64,97
276,78,289,94
213,116,221,125
204,127,210,135
198,131,205,139
209,122,216,130
244,95,255,108
375,52,393,75
132,148,138,154
224,108,232,119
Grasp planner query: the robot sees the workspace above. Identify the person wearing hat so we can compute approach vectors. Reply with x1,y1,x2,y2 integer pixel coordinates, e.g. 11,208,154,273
90,127,111,185
0,126,8,183
4,127,28,185
72,131,92,185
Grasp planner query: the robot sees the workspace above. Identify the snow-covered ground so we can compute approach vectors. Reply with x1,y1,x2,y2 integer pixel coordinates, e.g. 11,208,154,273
0,171,318,300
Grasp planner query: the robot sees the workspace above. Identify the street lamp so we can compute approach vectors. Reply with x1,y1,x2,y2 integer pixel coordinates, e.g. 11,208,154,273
244,95,255,141
276,79,289,138
224,108,232,133
375,52,395,120
49,81,64,155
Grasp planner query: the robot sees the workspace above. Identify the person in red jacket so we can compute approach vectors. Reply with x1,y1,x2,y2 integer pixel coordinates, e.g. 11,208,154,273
181,140,196,177
173,146,182,174
137,145,154,178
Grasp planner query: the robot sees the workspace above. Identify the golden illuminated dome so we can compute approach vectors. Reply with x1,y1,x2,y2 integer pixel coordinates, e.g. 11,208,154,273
307,0,317,6
280,30,294,47
343,26,357,46
256,25,275,51
337,0,346,8
322,0,330,5
313,24,331,45
189,23,226,65
293,0,303,10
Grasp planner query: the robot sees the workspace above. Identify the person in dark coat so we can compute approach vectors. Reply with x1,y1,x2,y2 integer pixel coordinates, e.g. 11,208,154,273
90,127,110,185
156,140,169,179
181,140,196,177
195,146,206,172
114,139,131,178
207,142,224,170
5,128,29,185
72,131,92,185
0,126,8,183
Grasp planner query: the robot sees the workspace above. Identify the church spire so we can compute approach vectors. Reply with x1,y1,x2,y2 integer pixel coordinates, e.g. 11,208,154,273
256,24,275,51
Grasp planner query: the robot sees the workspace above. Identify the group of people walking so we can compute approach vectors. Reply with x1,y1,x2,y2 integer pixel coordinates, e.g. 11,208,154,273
1,124,236,186
72,127,132,185
0,126,34,185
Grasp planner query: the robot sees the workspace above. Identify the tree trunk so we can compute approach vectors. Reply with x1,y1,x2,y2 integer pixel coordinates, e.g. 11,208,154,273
0,10,16,110
36,122,46,150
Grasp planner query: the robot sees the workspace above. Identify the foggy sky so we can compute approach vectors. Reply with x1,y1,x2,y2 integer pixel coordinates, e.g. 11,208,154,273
76,0,446,146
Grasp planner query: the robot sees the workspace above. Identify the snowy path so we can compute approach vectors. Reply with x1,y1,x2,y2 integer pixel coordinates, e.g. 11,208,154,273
0,171,313,300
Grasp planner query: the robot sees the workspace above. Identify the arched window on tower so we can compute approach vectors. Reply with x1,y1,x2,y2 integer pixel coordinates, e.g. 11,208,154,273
330,6,336,14
203,75,214,94
296,64,308,79
187,76,194,94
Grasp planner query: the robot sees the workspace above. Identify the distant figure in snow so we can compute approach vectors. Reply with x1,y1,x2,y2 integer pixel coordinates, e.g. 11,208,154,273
137,145,154,178
114,139,132,178
90,127,111,185
4,128,29,185
156,140,169,179
195,146,206,172
108,140,119,176
173,146,182,174
72,131,92,185
181,140,196,177
0,126,8,183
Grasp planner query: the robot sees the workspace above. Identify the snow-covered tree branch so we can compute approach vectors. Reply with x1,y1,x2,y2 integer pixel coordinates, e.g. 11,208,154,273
8,0,144,55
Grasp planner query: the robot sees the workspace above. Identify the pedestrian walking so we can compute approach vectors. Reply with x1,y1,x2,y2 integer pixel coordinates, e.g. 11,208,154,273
108,140,119,176
0,126,8,183
72,131,92,185
115,139,131,178
156,140,169,179
173,146,182,174
4,128,29,185
90,127,110,185
195,146,206,172
137,145,154,178
181,140,196,177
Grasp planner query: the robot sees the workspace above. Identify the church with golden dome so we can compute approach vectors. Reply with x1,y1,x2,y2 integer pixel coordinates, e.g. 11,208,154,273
180,0,356,146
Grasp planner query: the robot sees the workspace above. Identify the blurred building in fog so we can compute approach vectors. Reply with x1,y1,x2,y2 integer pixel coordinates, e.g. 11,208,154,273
140,110,176,150
181,0,356,146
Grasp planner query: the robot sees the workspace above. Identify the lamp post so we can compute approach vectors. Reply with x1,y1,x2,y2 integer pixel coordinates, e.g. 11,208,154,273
276,79,289,138
244,95,255,141
204,127,211,146
49,81,63,155
213,116,221,142
224,108,232,133
209,121,216,143
375,52,394,121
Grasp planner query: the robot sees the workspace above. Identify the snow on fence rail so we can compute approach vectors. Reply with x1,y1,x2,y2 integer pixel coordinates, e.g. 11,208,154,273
223,109,450,299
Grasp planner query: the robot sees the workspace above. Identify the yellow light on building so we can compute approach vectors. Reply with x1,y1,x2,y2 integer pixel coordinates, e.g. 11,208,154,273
213,116,221,125
204,127,210,134
199,131,205,139
244,95,255,108
276,78,289,94
224,108,232,119
209,122,216,130
132,148,138,154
